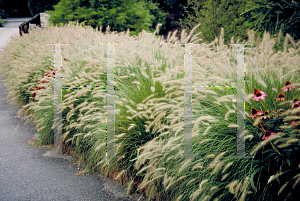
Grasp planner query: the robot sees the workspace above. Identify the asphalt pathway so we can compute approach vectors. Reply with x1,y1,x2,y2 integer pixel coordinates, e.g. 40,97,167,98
0,18,146,201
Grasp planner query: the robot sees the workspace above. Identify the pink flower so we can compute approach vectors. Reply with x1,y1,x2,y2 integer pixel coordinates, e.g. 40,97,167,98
280,81,297,91
276,93,285,101
152,162,156,168
292,101,300,109
261,110,271,119
249,108,263,119
38,77,48,84
262,131,276,140
253,88,267,101
291,120,300,126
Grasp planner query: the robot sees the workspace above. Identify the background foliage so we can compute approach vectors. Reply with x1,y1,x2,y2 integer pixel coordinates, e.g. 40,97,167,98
0,0,7,18
241,0,300,42
178,0,299,50
0,0,32,17
45,0,169,36
179,0,250,45
28,0,60,16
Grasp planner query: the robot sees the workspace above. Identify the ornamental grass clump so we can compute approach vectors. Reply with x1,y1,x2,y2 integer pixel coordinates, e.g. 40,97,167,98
244,83,300,201
0,21,202,198
132,30,300,201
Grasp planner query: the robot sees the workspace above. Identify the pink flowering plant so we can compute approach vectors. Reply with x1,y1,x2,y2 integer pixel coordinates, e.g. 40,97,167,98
32,68,63,101
249,81,300,140
245,80,300,200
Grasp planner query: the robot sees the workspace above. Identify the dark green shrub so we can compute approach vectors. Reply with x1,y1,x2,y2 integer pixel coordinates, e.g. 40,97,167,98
45,0,168,35
28,0,60,16
0,17,7,26
0,0,8,18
